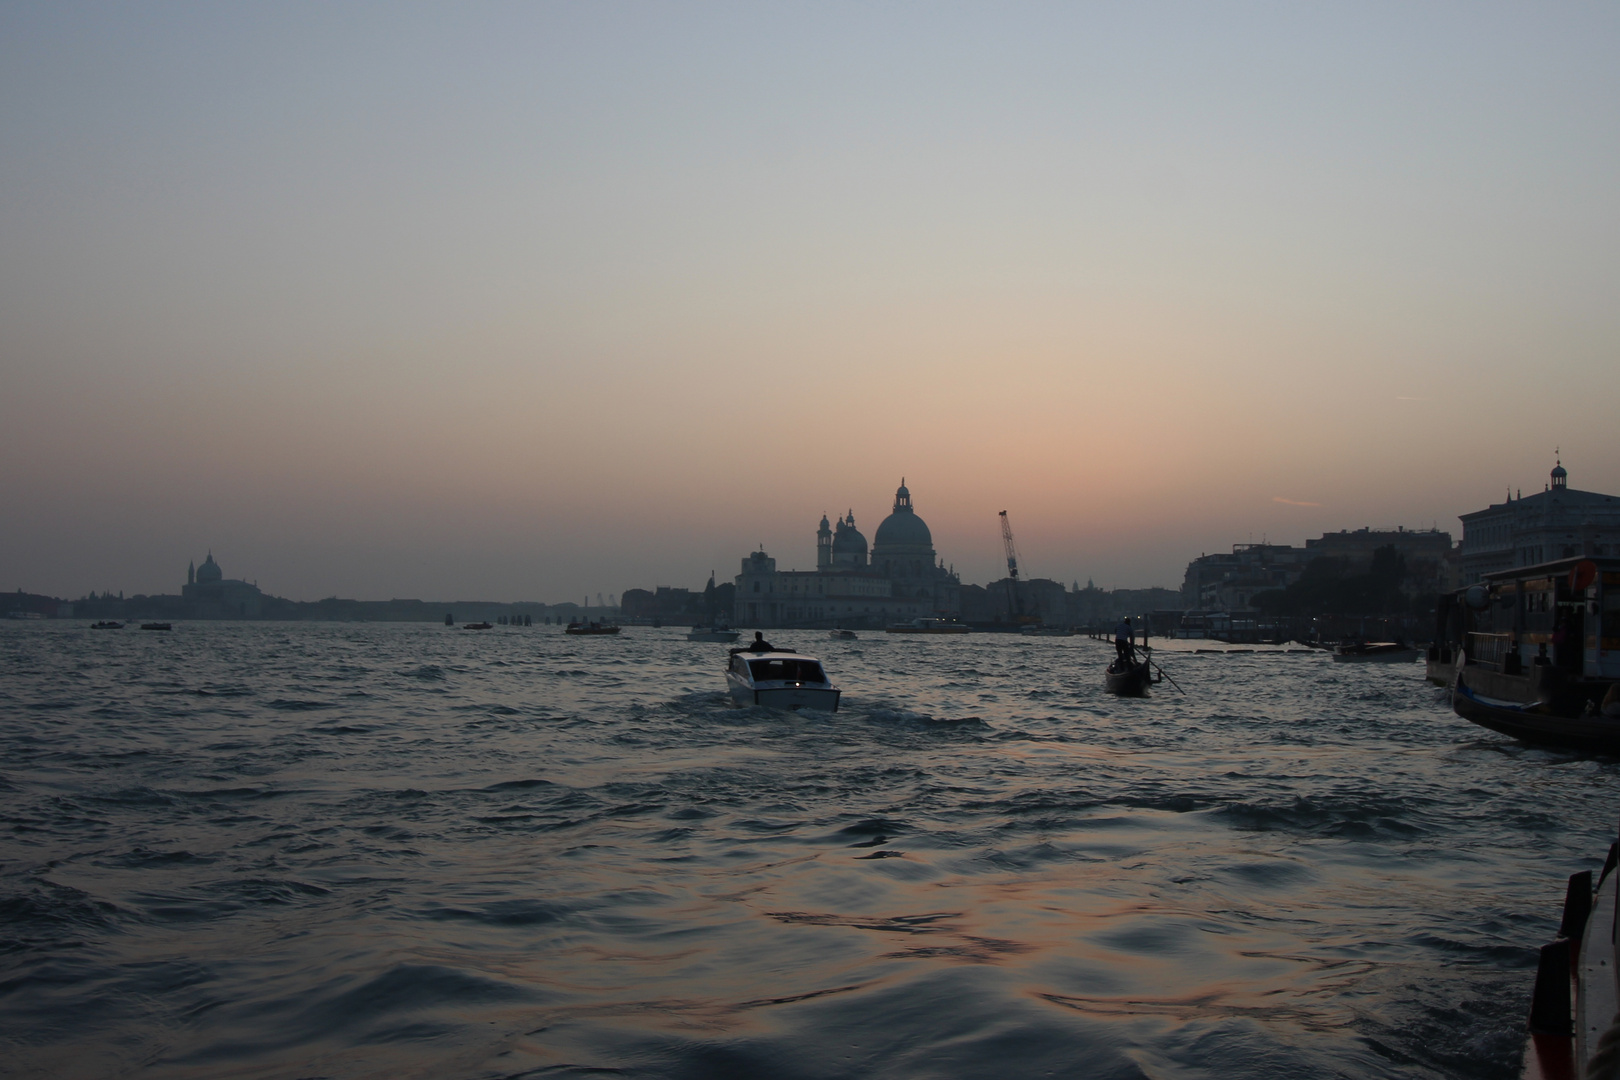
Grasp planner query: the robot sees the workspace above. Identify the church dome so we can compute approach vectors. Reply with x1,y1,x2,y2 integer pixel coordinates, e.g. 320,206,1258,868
873,479,933,550
196,553,223,584
832,512,868,556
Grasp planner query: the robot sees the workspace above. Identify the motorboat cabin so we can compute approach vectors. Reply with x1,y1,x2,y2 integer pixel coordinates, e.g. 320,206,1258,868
725,650,841,712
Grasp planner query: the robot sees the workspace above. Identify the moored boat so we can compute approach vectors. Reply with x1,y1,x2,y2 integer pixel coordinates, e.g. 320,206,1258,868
566,620,621,635
464,622,493,630
829,628,858,640
725,647,841,711
90,621,124,629
1331,641,1420,663
1446,556,1620,751
885,618,970,634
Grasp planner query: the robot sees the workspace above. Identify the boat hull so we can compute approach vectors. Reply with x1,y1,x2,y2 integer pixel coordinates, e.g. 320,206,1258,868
1452,680,1620,754
725,674,840,712
1104,661,1153,697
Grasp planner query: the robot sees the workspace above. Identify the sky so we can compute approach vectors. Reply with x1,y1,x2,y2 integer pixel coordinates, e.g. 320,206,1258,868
3,2,1618,603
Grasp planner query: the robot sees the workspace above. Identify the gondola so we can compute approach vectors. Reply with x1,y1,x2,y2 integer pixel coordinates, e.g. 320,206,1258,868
1104,649,1157,697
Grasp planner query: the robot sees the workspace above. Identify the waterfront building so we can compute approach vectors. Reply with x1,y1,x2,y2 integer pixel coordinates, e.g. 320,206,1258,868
1305,527,1453,595
735,481,961,628
1456,459,1620,584
180,552,265,618
1180,543,1311,611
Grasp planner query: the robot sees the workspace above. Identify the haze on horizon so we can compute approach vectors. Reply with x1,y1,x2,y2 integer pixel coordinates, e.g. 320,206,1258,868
3,3,1617,604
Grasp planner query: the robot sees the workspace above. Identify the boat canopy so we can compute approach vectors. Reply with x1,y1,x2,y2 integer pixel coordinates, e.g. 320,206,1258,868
747,657,827,683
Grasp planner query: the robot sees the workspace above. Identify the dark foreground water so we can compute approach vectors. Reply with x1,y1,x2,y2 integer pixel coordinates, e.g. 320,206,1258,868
2,622,1615,1079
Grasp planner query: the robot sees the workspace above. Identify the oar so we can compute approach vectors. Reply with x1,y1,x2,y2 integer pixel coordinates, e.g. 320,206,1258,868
1145,651,1184,694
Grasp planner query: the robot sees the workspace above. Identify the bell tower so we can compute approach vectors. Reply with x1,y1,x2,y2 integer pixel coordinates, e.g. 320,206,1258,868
817,513,833,571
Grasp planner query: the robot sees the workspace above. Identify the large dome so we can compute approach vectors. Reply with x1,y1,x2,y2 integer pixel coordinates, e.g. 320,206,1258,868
873,481,933,550
196,553,223,584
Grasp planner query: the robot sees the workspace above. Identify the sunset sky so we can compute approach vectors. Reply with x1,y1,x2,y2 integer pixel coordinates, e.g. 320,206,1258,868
3,3,1617,602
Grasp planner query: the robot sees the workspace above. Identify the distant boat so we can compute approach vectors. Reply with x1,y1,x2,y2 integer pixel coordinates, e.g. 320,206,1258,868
140,622,172,631
829,628,858,640
1020,625,1073,637
1331,642,1419,663
885,618,970,635
90,621,124,629
464,622,494,630
687,626,740,642
566,621,621,636
6,611,44,620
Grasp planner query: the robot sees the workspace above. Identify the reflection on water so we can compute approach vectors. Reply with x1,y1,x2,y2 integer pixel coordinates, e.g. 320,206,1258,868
0,624,1611,1078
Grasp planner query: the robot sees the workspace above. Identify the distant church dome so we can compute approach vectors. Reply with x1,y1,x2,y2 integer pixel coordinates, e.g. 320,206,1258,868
1552,458,1568,489
196,552,223,584
832,511,868,558
873,479,933,550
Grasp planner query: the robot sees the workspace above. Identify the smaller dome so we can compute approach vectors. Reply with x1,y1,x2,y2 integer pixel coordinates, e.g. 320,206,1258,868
1552,458,1568,489
832,512,868,556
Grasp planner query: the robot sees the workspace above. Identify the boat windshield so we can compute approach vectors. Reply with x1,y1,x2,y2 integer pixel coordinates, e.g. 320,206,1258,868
748,658,827,683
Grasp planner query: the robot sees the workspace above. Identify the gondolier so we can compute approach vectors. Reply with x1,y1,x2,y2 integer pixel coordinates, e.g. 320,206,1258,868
1114,617,1134,661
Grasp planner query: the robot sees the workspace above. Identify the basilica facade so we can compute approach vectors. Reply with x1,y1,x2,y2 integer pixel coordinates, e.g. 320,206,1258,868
734,481,961,628
181,552,266,618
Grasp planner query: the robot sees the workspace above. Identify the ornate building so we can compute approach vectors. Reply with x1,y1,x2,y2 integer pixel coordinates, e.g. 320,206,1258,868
1457,459,1620,584
735,480,961,628
181,552,265,618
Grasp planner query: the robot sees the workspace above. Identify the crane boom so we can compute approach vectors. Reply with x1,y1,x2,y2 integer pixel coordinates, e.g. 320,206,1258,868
998,511,1023,618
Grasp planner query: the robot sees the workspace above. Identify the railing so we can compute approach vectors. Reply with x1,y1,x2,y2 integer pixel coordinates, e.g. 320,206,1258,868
1467,632,1513,669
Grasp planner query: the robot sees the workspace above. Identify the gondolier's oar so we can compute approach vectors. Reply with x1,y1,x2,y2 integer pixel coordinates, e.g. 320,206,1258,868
1148,656,1184,694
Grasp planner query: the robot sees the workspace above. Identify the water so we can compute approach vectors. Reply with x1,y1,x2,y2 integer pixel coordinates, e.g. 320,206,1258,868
2,622,1614,1079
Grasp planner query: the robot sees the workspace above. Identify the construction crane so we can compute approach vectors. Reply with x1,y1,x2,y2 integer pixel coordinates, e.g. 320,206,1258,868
998,510,1026,622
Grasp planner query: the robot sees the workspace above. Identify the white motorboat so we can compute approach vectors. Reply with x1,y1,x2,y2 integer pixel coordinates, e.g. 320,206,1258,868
725,648,841,712
829,628,858,640
688,626,741,642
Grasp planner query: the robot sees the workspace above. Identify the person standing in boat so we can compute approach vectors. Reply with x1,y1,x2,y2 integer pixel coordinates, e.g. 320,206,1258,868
747,631,776,653
1114,617,1134,663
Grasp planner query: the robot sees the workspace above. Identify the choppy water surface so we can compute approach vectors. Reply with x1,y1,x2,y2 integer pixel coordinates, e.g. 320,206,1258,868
2,623,1615,1079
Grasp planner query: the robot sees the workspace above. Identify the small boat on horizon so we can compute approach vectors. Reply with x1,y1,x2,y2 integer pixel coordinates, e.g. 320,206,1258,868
885,618,970,635
464,622,494,630
687,626,740,642
91,621,124,629
829,628,858,640
566,620,621,636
